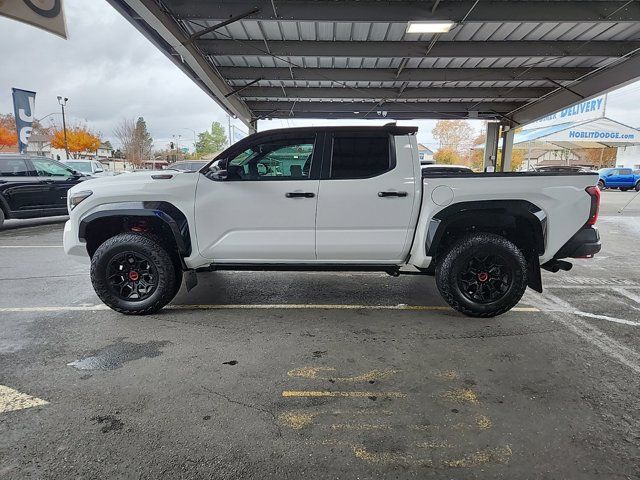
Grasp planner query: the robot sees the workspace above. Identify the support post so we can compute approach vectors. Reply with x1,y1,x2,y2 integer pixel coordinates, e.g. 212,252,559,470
500,127,514,172
249,119,258,135
483,122,500,172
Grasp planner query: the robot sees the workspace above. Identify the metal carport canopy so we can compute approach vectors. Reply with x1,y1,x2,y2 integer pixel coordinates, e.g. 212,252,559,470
106,0,640,130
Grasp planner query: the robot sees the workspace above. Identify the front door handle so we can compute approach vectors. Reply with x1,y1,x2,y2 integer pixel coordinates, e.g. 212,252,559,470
378,191,408,197
285,192,315,198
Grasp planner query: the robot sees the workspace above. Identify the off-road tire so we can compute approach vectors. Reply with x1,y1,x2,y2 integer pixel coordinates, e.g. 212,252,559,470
435,233,528,318
91,233,178,314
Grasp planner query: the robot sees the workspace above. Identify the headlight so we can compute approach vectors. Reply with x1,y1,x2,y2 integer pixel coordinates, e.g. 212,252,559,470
68,190,93,211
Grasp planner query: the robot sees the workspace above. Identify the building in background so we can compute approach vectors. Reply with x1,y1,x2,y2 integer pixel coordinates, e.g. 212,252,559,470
25,136,113,162
616,145,640,170
417,143,434,164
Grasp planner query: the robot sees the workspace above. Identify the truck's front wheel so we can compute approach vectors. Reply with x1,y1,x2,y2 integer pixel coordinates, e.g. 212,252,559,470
435,233,528,318
90,233,179,315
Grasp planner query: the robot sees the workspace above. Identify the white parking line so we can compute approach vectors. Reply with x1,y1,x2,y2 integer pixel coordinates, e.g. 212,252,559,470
527,291,640,374
0,304,540,313
574,311,640,327
528,291,640,326
612,287,640,305
0,245,62,248
0,385,48,414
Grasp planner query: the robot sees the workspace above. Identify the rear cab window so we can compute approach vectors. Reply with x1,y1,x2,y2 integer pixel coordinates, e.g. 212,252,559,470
328,134,392,179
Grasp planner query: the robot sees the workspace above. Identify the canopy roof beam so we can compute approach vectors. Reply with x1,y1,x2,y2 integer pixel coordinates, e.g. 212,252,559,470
219,67,593,83
240,86,555,100
199,40,639,58
511,53,640,125
168,0,640,23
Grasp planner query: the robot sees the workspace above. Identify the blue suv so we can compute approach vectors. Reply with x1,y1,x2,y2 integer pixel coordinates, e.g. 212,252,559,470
597,167,640,191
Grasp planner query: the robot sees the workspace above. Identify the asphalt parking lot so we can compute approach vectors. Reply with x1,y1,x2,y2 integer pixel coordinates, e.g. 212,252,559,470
1,191,639,479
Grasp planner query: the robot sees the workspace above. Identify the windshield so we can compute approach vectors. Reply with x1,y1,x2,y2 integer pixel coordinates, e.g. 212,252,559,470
64,161,93,173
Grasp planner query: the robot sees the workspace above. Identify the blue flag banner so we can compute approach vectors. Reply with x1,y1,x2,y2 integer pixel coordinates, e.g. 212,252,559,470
12,88,37,154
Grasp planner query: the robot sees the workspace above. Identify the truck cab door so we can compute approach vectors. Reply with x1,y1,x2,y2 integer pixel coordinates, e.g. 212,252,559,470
315,132,421,263
30,157,83,211
618,168,633,188
195,133,322,262
0,156,43,214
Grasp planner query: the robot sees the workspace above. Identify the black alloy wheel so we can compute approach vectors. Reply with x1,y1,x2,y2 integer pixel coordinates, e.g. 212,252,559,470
435,232,528,318
457,254,512,304
106,251,158,301
90,233,180,314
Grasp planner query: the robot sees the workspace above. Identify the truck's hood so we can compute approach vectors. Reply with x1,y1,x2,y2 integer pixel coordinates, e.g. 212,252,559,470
67,170,200,218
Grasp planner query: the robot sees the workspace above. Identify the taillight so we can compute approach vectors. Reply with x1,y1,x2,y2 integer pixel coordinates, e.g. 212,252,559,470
585,185,600,226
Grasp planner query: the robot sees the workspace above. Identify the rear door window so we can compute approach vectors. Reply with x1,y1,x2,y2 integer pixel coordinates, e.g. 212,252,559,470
329,135,391,179
0,157,31,176
619,168,632,175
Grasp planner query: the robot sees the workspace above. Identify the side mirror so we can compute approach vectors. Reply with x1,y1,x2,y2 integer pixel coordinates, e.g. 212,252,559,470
208,159,229,181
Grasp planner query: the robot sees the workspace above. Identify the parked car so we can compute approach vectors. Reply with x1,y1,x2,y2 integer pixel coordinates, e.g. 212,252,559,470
167,160,208,172
0,154,87,227
62,159,111,177
422,164,474,174
597,167,640,191
63,125,601,317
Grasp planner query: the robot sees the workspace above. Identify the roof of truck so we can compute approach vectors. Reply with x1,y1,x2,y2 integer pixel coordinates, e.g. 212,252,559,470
253,124,418,137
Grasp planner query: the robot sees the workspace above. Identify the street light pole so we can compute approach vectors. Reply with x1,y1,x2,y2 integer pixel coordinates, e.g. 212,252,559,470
56,96,69,159
179,128,198,159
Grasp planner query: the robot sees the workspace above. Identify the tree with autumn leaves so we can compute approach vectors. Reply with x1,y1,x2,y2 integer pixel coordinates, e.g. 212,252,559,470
51,126,101,158
0,113,18,151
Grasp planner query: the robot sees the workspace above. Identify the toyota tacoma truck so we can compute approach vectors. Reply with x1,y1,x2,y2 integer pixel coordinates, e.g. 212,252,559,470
63,125,601,317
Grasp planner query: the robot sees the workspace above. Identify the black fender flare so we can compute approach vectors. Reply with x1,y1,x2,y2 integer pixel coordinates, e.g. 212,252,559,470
425,200,547,293
425,200,547,257
79,201,191,256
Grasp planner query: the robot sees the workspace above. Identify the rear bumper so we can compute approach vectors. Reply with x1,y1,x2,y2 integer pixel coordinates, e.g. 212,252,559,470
554,226,601,259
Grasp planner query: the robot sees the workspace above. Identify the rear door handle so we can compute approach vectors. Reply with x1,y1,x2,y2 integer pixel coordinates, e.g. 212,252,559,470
378,191,407,197
285,192,315,198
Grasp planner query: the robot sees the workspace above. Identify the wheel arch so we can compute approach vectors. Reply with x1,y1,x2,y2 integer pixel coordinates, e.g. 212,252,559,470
79,201,191,260
425,200,547,292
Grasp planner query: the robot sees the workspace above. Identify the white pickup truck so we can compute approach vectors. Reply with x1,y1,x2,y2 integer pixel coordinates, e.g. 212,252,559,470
63,125,601,317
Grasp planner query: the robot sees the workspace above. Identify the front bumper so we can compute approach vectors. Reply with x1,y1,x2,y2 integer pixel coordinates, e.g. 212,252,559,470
554,226,601,259
63,219,90,264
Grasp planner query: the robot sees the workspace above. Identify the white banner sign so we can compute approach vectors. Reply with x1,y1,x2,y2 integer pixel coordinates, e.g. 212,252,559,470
546,118,638,144
0,0,67,39
524,95,606,130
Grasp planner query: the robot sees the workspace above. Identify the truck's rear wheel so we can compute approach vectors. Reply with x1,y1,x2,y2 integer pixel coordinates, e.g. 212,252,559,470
435,233,528,318
90,233,179,314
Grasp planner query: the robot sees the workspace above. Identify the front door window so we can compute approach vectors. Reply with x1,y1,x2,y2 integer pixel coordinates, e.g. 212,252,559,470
227,139,315,180
32,159,74,177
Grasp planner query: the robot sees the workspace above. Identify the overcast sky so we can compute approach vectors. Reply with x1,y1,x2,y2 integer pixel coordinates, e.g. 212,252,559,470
1,0,639,152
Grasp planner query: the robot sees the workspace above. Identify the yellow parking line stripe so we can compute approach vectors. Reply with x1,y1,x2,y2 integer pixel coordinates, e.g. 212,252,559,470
331,423,392,431
282,390,406,398
0,385,48,414
287,366,399,381
0,304,540,313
